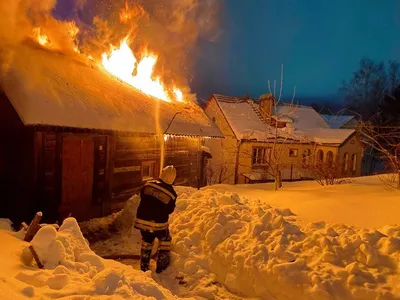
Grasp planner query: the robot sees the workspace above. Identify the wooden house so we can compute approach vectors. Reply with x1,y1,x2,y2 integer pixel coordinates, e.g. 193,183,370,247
0,43,222,224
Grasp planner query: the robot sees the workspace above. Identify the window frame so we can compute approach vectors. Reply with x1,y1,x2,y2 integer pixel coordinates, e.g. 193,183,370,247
289,149,298,157
141,160,157,181
351,154,357,172
316,150,324,165
326,151,334,167
252,147,270,166
301,149,311,168
343,153,349,172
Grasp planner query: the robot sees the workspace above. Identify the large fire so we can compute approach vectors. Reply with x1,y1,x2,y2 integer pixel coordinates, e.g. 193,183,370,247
31,24,184,103
101,38,183,102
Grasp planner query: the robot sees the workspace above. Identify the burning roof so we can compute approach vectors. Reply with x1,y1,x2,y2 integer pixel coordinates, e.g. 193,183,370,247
1,42,223,138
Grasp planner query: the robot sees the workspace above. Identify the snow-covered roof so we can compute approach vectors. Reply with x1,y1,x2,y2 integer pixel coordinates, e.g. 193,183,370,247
322,114,356,129
212,94,355,145
213,94,273,140
301,128,355,145
275,104,330,130
1,43,223,138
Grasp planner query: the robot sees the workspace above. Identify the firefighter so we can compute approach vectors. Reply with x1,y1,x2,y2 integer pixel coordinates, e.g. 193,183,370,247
134,165,177,273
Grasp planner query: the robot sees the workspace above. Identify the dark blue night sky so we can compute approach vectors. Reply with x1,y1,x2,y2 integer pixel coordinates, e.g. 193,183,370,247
193,0,400,103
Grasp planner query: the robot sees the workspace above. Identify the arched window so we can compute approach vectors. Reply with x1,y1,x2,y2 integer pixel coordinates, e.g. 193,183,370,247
351,154,357,172
316,150,324,165
343,153,349,172
302,149,311,168
326,151,334,167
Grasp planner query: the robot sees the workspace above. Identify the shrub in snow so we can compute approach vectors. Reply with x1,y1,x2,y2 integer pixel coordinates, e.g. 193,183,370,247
169,188,400,300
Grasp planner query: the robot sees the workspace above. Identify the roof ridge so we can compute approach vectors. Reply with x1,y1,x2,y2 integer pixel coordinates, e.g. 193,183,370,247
279,102,312,109
213,94,247,103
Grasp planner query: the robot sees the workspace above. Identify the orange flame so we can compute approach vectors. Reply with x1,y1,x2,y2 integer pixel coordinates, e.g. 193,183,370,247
101,38,184,102
32,27,50,46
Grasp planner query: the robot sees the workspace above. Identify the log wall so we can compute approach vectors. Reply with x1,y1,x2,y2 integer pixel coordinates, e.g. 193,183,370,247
111,135,202,206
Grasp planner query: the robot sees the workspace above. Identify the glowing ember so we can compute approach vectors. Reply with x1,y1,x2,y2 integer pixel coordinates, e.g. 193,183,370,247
101,38,184,102
33,28,50,46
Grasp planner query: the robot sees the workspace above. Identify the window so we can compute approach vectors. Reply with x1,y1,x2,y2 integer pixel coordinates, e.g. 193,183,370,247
326,151,334,167
212,117,216,123
351,154,357,172
343,153,349,172
302,149,311,168
316,150,324,165
252,147,270,165
142,161,156,181
289,149,298,157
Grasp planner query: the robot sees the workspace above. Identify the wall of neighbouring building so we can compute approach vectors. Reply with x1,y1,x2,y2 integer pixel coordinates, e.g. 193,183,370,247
204,97,238,184
236,141,316,184
337,134,363,177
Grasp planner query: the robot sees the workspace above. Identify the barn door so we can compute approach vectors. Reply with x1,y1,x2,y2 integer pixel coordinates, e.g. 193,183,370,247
60,137,94,221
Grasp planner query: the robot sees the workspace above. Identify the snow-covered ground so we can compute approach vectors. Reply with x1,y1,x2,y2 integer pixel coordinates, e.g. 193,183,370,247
0,218,191,299
205,175,400,228
1,175,399,299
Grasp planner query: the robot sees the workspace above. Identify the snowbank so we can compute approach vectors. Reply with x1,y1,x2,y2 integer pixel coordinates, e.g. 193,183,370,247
0,218,13,231
170,188,400,300
207,175,400,228
0,217,191,299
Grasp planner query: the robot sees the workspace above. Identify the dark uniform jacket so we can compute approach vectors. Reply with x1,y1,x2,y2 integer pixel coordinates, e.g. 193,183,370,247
134,179,177,232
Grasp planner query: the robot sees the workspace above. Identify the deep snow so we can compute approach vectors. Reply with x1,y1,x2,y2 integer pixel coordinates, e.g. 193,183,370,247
205,175,400,228
0,218,191,299
1,175,399,299
81,176,399,300
169,186,400,299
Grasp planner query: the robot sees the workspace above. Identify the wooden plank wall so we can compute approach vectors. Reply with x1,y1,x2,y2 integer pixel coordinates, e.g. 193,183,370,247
36,132,61,222
164,136,200,186
111,135,201,205
0,91,36,224
37,132,109,221
111,135,161,202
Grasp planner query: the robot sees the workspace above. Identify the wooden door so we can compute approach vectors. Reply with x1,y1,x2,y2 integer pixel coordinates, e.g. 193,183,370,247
60,137,94,221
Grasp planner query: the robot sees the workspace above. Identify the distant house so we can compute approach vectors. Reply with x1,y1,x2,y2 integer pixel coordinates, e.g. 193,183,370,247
0,43,222,224
204,94,364,184
322,114,358,129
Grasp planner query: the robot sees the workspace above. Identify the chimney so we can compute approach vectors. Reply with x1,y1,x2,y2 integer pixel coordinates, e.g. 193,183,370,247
258,93,275,122
286,120,295,134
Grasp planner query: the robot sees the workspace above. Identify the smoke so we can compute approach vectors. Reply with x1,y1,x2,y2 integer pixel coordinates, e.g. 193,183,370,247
0,0,81,76
0,0,222,94
74,0,222,88
0,0,28,73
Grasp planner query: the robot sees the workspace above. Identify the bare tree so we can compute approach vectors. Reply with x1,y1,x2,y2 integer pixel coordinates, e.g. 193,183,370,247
206,159,235,185
359,122,400,189
234,64,299,190
308,155,344,186
265,65,298,190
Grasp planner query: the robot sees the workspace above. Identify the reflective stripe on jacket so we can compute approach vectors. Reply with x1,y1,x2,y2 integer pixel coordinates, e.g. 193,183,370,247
135,218,169,232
